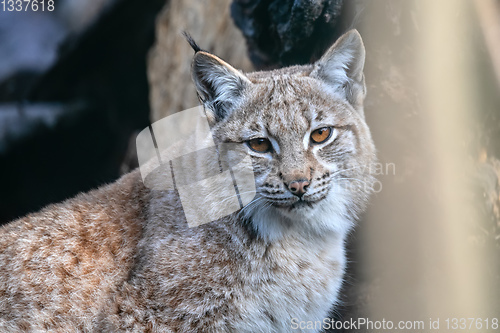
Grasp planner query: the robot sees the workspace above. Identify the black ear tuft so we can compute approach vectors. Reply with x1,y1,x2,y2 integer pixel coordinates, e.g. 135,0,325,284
183,31,203,53
191,51,252,125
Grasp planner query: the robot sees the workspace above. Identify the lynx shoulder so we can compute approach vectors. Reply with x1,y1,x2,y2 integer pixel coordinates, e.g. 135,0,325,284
0,30,375,332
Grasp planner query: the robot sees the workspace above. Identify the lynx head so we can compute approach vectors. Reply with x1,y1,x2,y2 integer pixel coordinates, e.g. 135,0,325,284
189,30,376,241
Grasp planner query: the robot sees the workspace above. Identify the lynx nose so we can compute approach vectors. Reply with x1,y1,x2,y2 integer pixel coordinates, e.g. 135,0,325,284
287,180,310,197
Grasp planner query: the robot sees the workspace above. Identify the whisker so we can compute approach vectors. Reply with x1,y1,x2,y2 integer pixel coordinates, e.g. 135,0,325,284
335,177,370,185
330,165,363,177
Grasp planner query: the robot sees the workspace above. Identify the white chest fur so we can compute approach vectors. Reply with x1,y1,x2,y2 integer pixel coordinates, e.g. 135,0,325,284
235,231,347,333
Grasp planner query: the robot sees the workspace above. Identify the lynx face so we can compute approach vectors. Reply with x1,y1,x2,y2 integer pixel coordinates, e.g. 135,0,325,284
190,31,376,240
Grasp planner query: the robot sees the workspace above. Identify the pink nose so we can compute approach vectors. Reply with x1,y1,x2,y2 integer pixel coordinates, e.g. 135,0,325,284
287,180,310,197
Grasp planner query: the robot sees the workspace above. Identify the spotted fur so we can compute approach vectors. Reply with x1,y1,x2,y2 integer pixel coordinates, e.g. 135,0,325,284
0,30,375,332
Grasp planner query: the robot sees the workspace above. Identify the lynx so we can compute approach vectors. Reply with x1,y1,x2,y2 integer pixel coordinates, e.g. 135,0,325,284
0,30,375,332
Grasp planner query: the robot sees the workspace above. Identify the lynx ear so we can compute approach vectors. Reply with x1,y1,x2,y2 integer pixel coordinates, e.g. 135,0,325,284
191,51,251,124
311,30,366,109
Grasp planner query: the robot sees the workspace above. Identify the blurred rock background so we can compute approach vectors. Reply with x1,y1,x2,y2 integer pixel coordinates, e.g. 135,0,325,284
0,0,163,223
148,0,252,121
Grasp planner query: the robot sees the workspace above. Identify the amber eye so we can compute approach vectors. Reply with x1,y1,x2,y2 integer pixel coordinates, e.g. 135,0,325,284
310,127,332,144
247,138,272,153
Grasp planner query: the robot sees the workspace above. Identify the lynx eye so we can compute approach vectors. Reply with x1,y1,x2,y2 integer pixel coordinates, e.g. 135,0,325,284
247,138,272,153
310,127,332,144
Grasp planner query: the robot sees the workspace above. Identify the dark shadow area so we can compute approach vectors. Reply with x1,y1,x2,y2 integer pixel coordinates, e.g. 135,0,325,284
0,0,165,224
